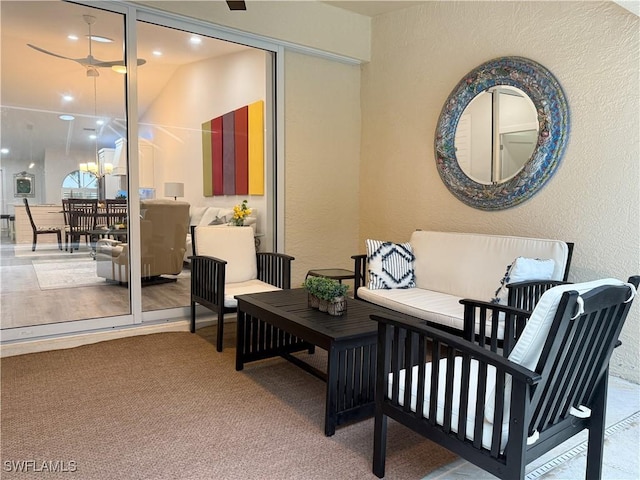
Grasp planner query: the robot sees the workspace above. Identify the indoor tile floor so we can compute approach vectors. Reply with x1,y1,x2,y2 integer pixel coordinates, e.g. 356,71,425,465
424,375,640,479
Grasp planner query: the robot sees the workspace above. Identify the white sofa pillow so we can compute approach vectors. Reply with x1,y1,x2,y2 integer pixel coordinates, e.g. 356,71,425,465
189,206,210,226
198,207,221,226
366,239,416,290
491,257,555,304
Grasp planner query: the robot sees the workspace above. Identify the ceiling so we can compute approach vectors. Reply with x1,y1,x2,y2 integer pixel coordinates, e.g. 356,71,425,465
324,1,426,17
1,0,427,169
1,1,250,167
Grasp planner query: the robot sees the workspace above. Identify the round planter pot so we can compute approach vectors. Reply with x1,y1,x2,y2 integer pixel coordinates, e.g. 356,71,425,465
327,296,347,316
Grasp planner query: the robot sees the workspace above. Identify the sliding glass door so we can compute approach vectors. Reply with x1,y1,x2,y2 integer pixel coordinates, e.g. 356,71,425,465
133,19,273,316
0,1,132,338
0,0,279,341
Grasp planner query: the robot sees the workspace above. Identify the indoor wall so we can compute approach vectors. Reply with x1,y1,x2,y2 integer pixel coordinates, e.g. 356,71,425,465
360,1,640,382
139,48,269,236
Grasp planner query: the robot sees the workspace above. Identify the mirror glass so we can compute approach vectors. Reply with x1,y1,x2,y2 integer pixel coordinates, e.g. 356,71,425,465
455,86,538,184
435,56,570,211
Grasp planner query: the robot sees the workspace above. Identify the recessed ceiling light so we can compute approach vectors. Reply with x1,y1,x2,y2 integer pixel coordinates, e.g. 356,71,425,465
59,114,75,121
0,148,9,154
28,163,35,169
89,134,97,140
189,36,202,45
68,34,79,41
96,119,105,126
152,50,163,56
62,95,74,102
87,34,113,43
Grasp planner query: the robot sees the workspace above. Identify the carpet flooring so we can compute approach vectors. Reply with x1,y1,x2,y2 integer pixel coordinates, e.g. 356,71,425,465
1,332,457,479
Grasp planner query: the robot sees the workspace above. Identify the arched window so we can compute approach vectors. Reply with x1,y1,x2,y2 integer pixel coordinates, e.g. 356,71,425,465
61,170,98,199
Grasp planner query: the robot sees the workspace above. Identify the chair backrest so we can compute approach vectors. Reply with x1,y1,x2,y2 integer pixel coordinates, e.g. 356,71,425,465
193,225,257,284
67,199,98,233
139,199,190,274
486,277,638,432
105,199,127,225
23,198,37,231
61,199,70,227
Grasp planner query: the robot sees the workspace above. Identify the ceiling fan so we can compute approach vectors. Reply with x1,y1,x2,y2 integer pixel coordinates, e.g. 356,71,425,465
27,15,146,77
226,1,247,10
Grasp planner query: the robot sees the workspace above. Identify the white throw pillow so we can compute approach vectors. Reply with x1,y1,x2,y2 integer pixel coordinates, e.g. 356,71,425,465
198,207,221,227
491,257,555,304
189,206,209,226
366,239,416,290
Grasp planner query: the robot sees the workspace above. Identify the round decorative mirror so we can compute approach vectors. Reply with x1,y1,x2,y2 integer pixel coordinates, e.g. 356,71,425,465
435,56,569,210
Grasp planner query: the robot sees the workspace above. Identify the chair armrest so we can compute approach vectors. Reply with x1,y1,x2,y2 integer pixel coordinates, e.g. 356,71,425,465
351,254,367,299
460,298,532,356
507,280,572,312
371,312,541,384
256,252,295,289
190,254,227,308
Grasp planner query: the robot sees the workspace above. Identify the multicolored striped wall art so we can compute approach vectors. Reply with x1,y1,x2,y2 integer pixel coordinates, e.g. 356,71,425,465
201,100,264,196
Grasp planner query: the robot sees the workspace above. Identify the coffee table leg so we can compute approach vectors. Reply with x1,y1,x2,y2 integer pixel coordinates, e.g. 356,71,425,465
236,310,246,371
325,345,338,436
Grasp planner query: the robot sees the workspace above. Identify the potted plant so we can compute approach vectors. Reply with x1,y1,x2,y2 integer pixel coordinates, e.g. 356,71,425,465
303,276,348,316
302,276,321,308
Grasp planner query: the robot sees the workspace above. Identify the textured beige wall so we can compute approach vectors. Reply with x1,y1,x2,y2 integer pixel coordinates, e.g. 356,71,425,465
284,51,362,286
361,1,640,382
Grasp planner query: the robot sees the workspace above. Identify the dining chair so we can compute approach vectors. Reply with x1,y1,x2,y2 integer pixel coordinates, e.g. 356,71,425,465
67,199,97,253
23,198,62,252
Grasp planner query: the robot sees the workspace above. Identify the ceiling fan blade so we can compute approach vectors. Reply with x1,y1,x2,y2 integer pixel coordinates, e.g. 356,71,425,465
27,44,84,63
92,58,147,68
226,1,246,11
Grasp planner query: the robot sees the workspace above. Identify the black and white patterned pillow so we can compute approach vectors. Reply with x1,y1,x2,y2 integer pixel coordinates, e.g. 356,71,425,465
366,239,416,290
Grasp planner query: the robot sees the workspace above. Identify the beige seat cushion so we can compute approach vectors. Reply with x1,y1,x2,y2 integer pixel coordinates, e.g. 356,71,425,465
224,280,281,308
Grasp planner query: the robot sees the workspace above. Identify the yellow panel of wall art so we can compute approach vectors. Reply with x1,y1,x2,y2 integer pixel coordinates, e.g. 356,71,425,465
248,100,264,195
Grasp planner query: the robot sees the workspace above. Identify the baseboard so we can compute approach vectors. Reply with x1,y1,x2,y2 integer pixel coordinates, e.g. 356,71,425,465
0,313,236,358
0,320,191,358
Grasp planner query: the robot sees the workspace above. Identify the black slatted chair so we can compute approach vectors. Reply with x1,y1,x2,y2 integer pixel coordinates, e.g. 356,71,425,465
190,225,294,352
372,275,639,480
23,198,62,251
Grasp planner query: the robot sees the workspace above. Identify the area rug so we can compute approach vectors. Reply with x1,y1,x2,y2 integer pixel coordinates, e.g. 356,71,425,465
32,257,104,290
1,333,458,479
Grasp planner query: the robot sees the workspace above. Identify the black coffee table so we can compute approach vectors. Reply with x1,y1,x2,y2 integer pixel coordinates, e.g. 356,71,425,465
235,288,396,436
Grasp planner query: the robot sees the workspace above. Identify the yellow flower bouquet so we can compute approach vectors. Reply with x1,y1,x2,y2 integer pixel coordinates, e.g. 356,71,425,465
231,199,252,226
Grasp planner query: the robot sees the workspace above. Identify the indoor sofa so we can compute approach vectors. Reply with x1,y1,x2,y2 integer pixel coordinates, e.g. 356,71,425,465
352,230,573,338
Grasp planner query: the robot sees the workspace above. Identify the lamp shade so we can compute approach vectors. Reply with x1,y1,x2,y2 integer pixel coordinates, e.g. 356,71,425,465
164,182,184,200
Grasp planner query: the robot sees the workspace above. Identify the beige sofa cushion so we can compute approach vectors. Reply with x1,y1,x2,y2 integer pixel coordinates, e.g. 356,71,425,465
410,231,569,301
